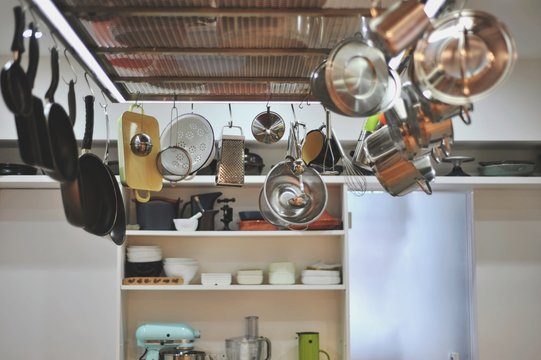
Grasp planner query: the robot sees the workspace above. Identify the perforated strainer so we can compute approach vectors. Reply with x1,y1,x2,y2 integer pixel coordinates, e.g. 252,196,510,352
157,100,192,183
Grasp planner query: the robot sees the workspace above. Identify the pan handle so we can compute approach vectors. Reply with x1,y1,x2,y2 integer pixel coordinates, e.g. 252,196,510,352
11,7,25,58
44,47,59,103
26,22,39,88
134,189,151,203
82,95,95,152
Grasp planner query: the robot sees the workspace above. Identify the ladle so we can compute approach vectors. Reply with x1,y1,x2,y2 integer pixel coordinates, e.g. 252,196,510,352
288,174,312,208
129,100,153,156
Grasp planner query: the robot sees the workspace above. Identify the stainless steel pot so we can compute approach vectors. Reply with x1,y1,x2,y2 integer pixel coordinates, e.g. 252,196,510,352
323,35,389,117
413,9,517,106
159,348,213,360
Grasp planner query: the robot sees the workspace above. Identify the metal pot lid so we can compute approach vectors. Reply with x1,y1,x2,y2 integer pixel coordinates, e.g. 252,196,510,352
413,9,517,105
251,106,285,144
160,113,214,174
325,36,389,117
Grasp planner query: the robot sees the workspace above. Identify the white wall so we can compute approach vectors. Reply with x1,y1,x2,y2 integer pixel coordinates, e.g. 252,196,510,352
474,189,541,360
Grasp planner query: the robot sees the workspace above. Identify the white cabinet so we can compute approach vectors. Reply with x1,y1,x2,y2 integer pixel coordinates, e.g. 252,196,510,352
120,177,349,360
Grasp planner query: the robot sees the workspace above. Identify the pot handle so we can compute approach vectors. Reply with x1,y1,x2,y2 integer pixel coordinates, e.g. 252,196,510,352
263,336,272,360
320,349,331,360
459,105,472,125
134,189,151,203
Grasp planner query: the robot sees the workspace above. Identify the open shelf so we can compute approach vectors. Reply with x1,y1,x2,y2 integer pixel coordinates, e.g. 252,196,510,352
126,229,346,237
121,284,346,291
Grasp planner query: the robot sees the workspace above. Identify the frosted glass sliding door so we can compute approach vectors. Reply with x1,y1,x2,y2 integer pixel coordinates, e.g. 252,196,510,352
348,191,476,360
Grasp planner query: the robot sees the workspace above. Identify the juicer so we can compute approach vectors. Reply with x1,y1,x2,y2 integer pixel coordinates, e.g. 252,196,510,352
136,323,201,360
225,316,271,360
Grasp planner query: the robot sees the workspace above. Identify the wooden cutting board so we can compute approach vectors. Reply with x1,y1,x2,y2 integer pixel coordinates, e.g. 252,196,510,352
118,105,162,199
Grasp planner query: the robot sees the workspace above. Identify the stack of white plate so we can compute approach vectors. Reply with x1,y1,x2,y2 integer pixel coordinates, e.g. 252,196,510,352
301,269,341,285
236,269,264,285
163,258,199,284
201,273,232,286
126,246,163,263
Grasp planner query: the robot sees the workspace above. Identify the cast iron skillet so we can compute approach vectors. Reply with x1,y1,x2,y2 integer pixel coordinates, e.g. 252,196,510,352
23,22,54,169
78,95,118,236
7,11,37,165
1,6,32,117
43,47,78,182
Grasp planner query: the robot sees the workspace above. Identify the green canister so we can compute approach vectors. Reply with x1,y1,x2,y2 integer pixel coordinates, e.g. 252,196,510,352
297,332,330,360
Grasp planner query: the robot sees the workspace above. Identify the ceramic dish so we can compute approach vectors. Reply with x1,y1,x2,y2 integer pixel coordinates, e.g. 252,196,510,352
478,161,535,176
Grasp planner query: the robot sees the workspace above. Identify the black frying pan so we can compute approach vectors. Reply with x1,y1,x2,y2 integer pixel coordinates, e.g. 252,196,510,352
107,165,126,245
7,11,37,165
43,47,78,182
78,95,118,236
1,6,32,117
22,22,54,169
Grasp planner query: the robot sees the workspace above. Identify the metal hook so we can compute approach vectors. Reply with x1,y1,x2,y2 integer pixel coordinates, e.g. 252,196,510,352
83,72,95,97
228,103,233,128
62,49,78,85
49,30,58,49
170,95,178,122
99,90,109,110
191,103,194,113
298,90,311,109
266,88,271,108
134,91,142,106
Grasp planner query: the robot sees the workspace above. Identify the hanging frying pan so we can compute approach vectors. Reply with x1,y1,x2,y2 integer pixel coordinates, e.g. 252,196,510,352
43,47,78,182
79,95,118,236
101,96,126,245
1,6,32,117
12,19,39,166
25,21,54,170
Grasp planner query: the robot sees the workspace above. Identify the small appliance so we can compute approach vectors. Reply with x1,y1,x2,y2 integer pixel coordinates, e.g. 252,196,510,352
136,323,201,360
225,316,271,360
297,332,330,360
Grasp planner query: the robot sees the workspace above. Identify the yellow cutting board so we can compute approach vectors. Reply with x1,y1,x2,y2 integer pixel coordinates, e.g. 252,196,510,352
118,105,162,200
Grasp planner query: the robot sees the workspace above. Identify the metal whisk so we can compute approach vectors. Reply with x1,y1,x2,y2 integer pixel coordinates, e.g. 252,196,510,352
322,109,339,175
331,127,367,196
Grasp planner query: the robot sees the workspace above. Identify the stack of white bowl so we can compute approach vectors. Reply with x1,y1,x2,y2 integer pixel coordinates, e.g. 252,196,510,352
268,262,295,285
163,258,199,284
127,246,163,263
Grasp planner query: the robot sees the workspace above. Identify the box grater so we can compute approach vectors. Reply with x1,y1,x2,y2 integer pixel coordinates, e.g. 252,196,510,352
216,125,245,187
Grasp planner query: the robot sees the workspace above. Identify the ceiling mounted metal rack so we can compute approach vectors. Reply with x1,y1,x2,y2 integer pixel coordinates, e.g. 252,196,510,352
30,0,373,102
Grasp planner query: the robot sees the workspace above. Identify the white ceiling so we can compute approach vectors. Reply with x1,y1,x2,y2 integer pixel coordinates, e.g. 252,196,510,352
0,0,539,58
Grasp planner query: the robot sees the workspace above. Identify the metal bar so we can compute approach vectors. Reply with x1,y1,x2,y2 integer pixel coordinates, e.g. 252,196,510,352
93,47,331,56
59,5,372,18
114,76,310,84
123,93,319,102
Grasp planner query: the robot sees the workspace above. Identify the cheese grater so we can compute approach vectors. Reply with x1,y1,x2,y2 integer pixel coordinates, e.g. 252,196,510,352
216,124,245,187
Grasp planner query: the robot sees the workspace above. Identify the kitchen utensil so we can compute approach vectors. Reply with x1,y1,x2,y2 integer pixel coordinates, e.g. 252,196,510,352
325,34,389,117
125,260,163,278
225,316,271,360
262,160,327,228
136,323,201,360
136,197,181,230
413,9,517,106
297,332,330,360
244,148,265,175
421,0,466,19
160,110,215,175
11,19,40,166
251,104,285,144
67,79,76,126
201,273,232,286
43,46,79,182
163,258,199,283
118,104,162,202
24,21,54,170
236,269,264,285
351,114,380,170
478,160,535,176
130,101,153,156
369,0,431,56
216,104,245,187
1,6,32,117
331,128,367,196
442,155,474,176
0,163,37,175
309,60,350,116
100,92,126,245
75,95,118,236
159,348,213,360
238,219,278,231
238,211,263,221
157,101,192,183
173,214,200,232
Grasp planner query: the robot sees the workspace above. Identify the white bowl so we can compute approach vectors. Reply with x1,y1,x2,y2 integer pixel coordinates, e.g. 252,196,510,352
163,263,199,284
173,218,199,232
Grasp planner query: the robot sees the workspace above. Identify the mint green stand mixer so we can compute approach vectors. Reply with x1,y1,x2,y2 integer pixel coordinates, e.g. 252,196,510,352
297,332,330,360
136,323,201,360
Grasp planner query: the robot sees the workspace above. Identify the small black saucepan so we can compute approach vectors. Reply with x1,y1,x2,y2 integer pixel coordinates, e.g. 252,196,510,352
43,47,78,182
1,6,32,117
